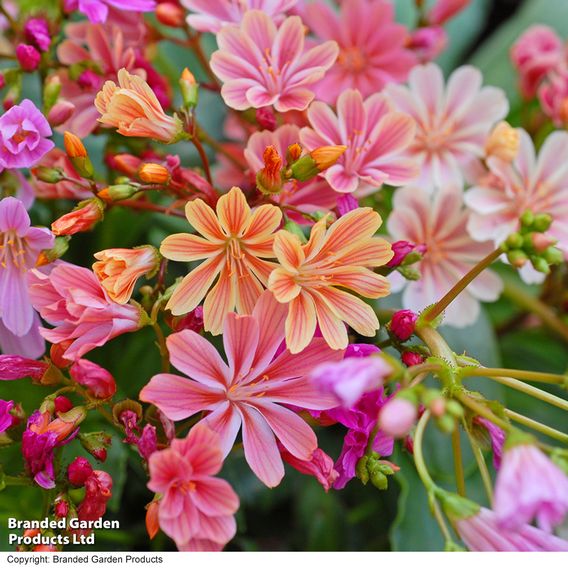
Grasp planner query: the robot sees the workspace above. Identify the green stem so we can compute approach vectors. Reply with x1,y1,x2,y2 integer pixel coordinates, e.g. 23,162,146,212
413,410,436,492
455,392,510,432
504,409,568,444
451,423,466,497
3,475,33,486
461,366,566,385
463,420,494,505
423,249,502,324
416,326,456,363
502,279,568,344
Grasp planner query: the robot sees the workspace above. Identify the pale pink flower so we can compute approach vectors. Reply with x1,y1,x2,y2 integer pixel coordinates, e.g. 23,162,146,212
455,506,568,551
378,397,417,438
388,186,503,327
538,67,568,126
182,0,297,33
140,291,343,487
302,0,417,104
244,124,338,217
384,63,508,191
300,89,417,195
407,27,447,63
28,263,142,361
494,443,568,532
148,424,239,551
511,25,564,99
465,130,568,276
210,10,338,112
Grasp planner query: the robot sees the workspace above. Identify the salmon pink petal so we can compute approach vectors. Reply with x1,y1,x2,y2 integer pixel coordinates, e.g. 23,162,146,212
303,101,341,144
241,10,277,49
274,88,314,112
262,376,339,410
139,373,223,421
202,401,242,458
243,204,283,241
180,424,224,476
160,234,221,261
273,15,304,69
193,477,240,516
285,292,317,354
185,199,225,242
328,266,391,298
268,268,301,303
159,496,200,546
337,89,367,146
321,287,380,337
223,312,259,381
166,330,231,387
311,290,348,350
147,448,186,494
220,79,260,110
196,513,237,545
364,112,416,163
203,267,237,335
237,404,284,487
273,230,305,270
321,208,381,256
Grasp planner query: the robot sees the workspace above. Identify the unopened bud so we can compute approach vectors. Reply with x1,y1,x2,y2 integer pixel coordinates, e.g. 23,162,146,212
507,249,528,268
47,100,75,127
532,213,553,233
156,2,185,27
146,501,160,540
51,198,104,236
257,146,284,194
531,255,550,274
54,496,69,519
529,232,557,253
503,232,523,251
379,397,418,438
289,145,346,181
138,163,170,185
520,210,535,228
256,107,277,131
63,131,93,178
16,44,41,72
485,121,520,162
401,351,425,367
78,431,111,462
390,309,418,342
286,143,302,164
54,396,73,414
36,236,70,267
179,68,199,109
544,246,564,265
32,166,65,184
70,359,117,399
99,184,139,202
67,456,93,487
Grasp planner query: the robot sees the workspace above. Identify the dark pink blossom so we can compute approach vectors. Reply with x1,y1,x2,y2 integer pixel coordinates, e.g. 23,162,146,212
0,399,14,433
390,310,418,342
24,18,51,52
70,359,117,399
16,44,41,71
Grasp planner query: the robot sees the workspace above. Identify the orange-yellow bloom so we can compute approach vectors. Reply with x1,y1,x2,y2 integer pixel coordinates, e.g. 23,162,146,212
160,187,282,334
268,209,393,353
95,69,183,143
93,246,160,304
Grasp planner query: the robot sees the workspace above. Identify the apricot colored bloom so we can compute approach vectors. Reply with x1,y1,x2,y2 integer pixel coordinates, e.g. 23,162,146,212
300,89,417,194
95,69,182,143
388,186,503,327
268,208,393,353
29,263,142,361
210,10,338,112
182,0,297,33
465,130,568,281
384,64,508,191
161,187,282,335
148,424,239,551
302,0,417,104
93,246,159,304
141,291,343,487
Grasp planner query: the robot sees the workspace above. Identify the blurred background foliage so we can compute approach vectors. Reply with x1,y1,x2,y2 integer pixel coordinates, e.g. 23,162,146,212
1,0,568,552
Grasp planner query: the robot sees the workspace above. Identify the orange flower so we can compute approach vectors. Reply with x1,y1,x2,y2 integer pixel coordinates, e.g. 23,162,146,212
95,69,183,143
93,246,160,304
51,198,104,236
160,186,282,334
268,208,393,353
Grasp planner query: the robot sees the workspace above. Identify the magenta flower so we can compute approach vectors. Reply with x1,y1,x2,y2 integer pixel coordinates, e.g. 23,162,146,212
28,263,142,361
310,355,392,408
388,186,503,327
386,240,426,268
300,89,417,194
279,445,338,492
455,506,568,551
24,18,51,52
141,291,343,487
0,197,53,358
68,456,94,487
302,0,417,104
16,44,41,72
0,355,49,381
210,10,339,112
0,100,54,169
76,470,112,526
465,129,568,280
148,424,239,551
474,416,505,468
182,0,297,33
64,0,156,23
384,64,508,191
390,310,418,342
0,399,14,433
494,443,568,532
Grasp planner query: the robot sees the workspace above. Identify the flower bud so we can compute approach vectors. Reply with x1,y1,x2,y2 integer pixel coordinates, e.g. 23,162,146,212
78,432,111,463
408,26,447,63
32,166,65,184
379,397,418,438
289,145,346,181
54,396,73,414
286,143,302,164
503,232,524,250
257,146,284,194
111,154,142,176
532,213,553,233
531,255,551,274
146,501,160,540
179,68,199,109
98,184,139,202
51,198,105,236
16,44,41,72
390,309,418,341
63,131,94,178
54,496,70,519
0,355,49,381
68,456,93,487
401,351,425,367
167,306,204,333
256,107,277,131
70,359,117,399
50,341,74,368
544,246,564,265
485,121,520,162
519,209,535,228
137,424,158,460
530,232,557,253
507,249,528,268
36,236,70,267
156,2,185,27
47,100,75,127
138,163,170,185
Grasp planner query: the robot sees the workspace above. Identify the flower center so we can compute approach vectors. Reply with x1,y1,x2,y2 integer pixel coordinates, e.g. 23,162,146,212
0,229,28,272
339,47,367,73
177,480,196,494
415,121,456,154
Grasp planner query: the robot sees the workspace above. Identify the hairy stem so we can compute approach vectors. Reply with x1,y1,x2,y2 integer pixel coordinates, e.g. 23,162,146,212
451,423,466,497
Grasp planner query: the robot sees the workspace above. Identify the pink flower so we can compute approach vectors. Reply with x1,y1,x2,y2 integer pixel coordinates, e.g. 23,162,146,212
0,100,54,169
28,263,142,361
76,470,112,528
182,0,297,33
210,10,338,112
388,186,503,327
389,309,417,341
68,456,94,487
137,424,158,461
141,291,343,487
0,198,53,357
0,355,49,381
455,506,568,551
300,89,417,194
147,424,239,551
465,130,568,275
378,397,417,438
24,18,51,52
302,0,417,104
474,416,505,469
511,25,563,99
279,445,338,492
386,240,426,268
407,27,447,63
244,125,338,218
64,0,156,23
16,44,41,72
0,399,14,433
427,0,471,25
69,359,117,399
384,64,508,191
538,68,568,126
310,356,392,408
494,443,568,532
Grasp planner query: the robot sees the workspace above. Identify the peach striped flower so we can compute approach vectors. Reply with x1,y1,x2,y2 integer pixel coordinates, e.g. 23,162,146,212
268,208,393,353
95,69,182,143
161,187,282,334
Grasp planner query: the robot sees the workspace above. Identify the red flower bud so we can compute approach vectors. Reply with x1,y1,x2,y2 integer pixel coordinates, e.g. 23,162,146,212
401,351,425,367
68,456,93,487
70,359,116,399
16,44,41,72
390,309,418,341
54,396,73,414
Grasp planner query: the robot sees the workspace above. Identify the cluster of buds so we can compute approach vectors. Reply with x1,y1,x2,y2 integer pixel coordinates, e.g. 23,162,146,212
500,211,563,274
422,388,464,433
256,142,347,195
356,451,400,490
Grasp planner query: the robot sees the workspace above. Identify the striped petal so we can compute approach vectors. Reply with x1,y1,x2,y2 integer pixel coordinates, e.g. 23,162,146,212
268,267,301,303
311,290,348,350
328,266,391,298
244,204,282,241
185,198,226,242
223,312,259,381
216,187,250,237
203,265,237,335
273,230,305,270
285,292,317,354
160,233,221,261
